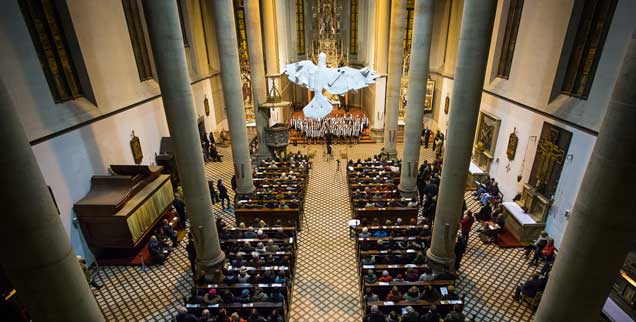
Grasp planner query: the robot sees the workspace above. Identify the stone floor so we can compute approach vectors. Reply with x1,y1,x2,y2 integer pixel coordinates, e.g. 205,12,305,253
92,143,539,321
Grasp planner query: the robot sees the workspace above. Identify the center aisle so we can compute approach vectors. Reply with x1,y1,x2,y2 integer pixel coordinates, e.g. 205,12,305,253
288,147,362,322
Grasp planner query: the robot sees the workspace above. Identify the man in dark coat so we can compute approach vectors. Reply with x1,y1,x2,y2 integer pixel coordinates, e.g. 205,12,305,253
217,179,231,210
423,127,432,148
208,180,218,204
454,236,468,271
173,194,187,229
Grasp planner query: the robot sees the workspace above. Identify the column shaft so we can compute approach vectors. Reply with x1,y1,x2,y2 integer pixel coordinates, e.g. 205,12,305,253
142,0,225,278
244,0,271,159
383,0,406,158
534,32,636,322
398,0,435,195
0,82,105,322
427,0,497,265
372,0,390,131
211,0,256,194
262,0,279,75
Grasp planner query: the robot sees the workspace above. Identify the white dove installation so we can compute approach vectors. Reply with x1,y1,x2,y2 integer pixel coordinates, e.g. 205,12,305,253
284,52,379,119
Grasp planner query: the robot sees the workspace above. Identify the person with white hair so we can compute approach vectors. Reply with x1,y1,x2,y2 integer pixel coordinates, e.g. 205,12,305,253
174,306,198,322
359,227,371,238
364,304,386,322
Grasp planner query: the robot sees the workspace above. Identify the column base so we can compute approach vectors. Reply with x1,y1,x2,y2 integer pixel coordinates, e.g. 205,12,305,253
383,151,398,160
371,128,384,142
426,248,454,273
236,184,256,194
196,251,226,283
397,185,418,198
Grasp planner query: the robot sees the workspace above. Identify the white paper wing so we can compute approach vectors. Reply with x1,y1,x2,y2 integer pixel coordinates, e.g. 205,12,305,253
284,60,319,91
325,66,379,95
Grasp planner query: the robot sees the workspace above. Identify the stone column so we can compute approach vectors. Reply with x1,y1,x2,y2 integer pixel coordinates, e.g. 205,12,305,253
262,0,279,75
211,0,256,194
142,0,225,279
0,82,105,322
371,0,390,132
534,31,636,322
427,0,497,267
244,0,271,159
382,0,406,159
398,0,435,196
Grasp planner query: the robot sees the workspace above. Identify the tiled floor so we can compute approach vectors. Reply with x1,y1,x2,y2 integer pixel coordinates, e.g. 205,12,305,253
93,143,539,321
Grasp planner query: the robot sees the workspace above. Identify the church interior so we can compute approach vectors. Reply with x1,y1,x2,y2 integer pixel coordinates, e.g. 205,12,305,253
0,0,635,322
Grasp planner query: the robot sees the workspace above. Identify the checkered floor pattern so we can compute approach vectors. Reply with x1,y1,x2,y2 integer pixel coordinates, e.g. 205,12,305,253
92,143,539,321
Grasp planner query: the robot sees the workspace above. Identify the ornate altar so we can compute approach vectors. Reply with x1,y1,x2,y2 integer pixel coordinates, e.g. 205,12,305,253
521,122,572,222
310,0,345,67
473,111,501,171
74,165,174,255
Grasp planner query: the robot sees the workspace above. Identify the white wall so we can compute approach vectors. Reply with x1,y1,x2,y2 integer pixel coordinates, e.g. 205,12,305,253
30,80,216,264
434,77,596,246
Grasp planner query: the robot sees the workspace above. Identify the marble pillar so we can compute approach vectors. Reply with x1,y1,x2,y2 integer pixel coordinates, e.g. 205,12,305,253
0,82,105,322
244,0,271,159
211,0,256,194
534,31,636,322
398,0,435,196
427,0,497,267
142,0,225,279
371,0,390,132
382,0,406,158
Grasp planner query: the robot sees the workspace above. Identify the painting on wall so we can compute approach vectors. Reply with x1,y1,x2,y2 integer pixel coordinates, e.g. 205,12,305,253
424,78,435,112
130,131,143,165
204,96,210,116
507,130,519,160
473,111,501,171
528,122,572,198
444,96,450,115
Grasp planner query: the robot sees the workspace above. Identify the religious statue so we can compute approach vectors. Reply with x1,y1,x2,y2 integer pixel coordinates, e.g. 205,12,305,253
284,52,378,119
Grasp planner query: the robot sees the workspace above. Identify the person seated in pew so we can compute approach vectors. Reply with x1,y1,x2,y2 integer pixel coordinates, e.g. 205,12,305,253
220,289,234,303
442,285,461,301
444,304,467,322
402,306,420,322
405,268,420,282
203,288,222,304
232,253,247,267
187,288,205,305
421,285,441,302
237,266,251,283
244,228,257,238
274,270,290,286
255,242,266,253
223,270,237,284
364,287,380,303
364,269,378,284
378,270,393,282
420,304,442,322
247,308,267,322
269,287,285,303
359,227,371,238
230,312,247,322
386,286,403,301
364,305,386,322
361,255,375,265
373,228,389,238
419,267,435,281
149,235,168,264
209,144,222,162
249,252,266,267
175,306,199,322
403,286,421,301
475,202,492,223
237,288,252,303
251,286,269,302
200,309,214,322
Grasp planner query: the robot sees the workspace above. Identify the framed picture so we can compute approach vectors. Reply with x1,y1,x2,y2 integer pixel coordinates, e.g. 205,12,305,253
204,96,210,116
424,79,435,112
130,132,143,165
507,131,519,160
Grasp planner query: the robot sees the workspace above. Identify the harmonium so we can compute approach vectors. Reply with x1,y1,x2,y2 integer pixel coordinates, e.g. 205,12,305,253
74,165,174,253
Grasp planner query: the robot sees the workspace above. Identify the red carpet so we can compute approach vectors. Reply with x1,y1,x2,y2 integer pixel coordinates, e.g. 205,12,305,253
495,228,528,248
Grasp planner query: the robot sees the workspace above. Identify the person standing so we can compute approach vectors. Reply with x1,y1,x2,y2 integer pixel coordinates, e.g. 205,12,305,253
209,131,216,145
208,180,219,205
460,212,475,240
423,127,432,148
173,193,187,229
218,179,231,210
231,175,237,192
454,236,468,271
186,233,196,279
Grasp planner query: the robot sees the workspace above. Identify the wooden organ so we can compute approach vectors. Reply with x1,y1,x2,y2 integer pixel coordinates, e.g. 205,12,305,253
74,165,174,254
